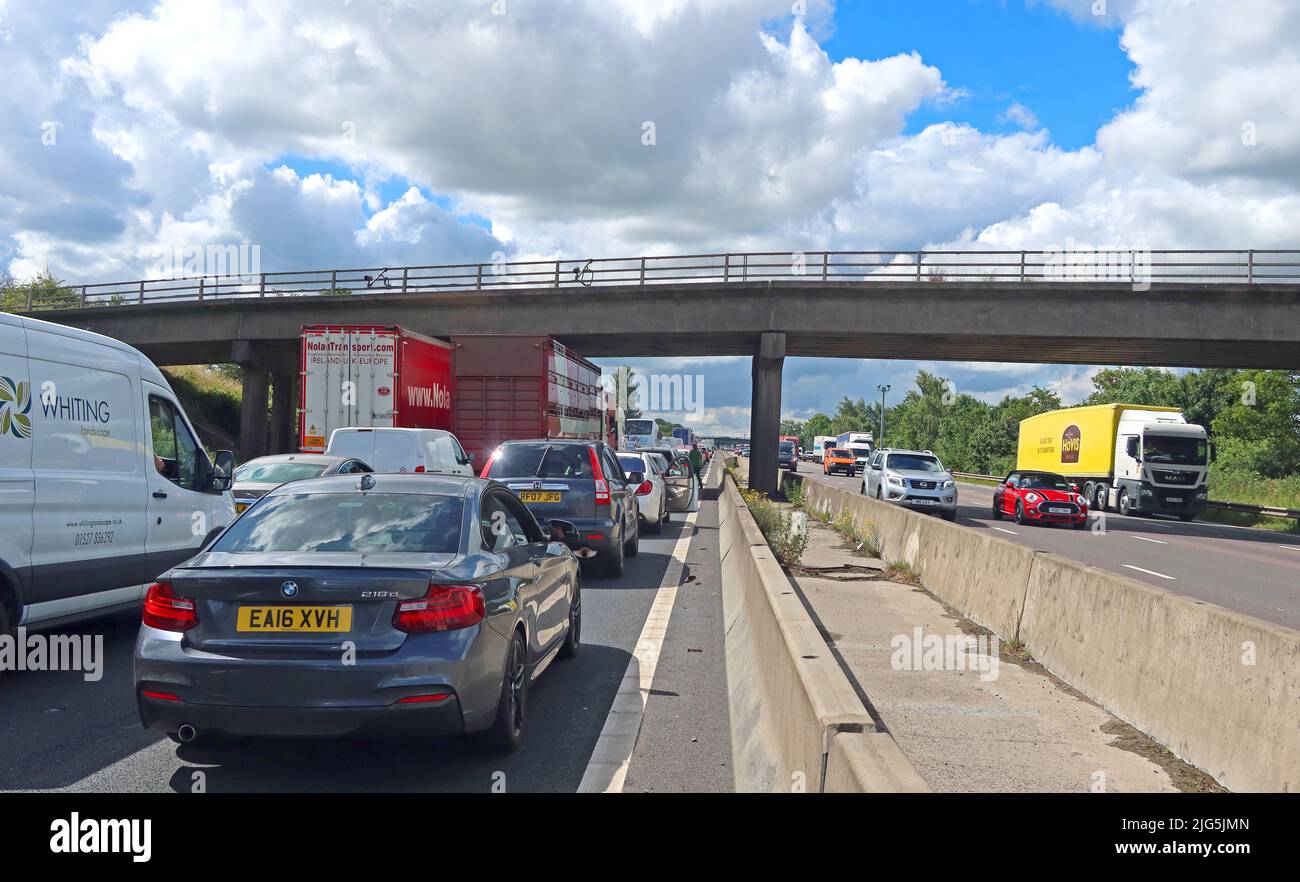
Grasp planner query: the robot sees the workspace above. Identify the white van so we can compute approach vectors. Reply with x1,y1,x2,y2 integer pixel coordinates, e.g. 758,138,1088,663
0,312,236,633
325,427,475,476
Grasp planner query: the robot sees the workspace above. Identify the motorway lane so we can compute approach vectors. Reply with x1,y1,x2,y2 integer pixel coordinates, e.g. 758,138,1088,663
0,473,728,793
795,463,1300,631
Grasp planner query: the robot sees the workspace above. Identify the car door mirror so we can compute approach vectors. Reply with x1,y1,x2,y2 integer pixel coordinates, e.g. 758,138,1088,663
211,450,235,492
547,519,577,541
628,471,644,486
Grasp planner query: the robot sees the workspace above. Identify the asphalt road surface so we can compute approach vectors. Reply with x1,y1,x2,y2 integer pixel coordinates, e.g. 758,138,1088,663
795,463,1300,631
0,464,731,793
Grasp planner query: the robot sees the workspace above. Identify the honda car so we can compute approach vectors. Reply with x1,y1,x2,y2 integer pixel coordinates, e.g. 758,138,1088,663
482,440,639,577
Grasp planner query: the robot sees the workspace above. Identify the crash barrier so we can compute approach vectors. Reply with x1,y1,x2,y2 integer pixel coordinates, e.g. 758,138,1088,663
951,471,1300,523
718,468,929,792
787,473,1300,792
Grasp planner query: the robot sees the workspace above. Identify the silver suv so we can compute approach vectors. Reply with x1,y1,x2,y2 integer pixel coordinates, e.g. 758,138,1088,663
862,448,958,521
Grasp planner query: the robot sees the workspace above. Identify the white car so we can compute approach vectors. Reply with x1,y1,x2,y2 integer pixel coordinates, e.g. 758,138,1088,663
862,448,958,521
619,450,669,533
326,427,475,476
0,312,236,631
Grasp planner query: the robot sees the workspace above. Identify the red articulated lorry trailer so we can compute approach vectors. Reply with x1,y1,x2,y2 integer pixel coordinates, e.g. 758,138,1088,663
299,325,454,452
450,335,604,467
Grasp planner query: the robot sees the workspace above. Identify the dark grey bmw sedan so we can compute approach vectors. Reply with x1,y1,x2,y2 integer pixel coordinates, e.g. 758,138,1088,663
134,473,581,751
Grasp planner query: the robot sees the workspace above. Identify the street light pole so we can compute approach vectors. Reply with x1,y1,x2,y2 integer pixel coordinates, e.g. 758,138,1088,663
876,384,890,444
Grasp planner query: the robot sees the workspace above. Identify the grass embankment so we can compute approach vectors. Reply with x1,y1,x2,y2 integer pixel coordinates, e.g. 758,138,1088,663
161,366,243,456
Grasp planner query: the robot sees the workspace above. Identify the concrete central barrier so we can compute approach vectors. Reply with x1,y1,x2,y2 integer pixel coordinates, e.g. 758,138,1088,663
787,472,1300,793
718,465,928,792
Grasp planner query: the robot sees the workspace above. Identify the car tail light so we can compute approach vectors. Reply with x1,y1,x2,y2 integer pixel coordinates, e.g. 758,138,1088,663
140,689,181,702
414,465,426,473
636,480,653,495
394,583,485,632
589,447,610,505
142,581,198,632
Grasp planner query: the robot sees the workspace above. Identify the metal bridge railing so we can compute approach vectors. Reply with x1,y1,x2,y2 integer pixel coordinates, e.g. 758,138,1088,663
17,249,1300,311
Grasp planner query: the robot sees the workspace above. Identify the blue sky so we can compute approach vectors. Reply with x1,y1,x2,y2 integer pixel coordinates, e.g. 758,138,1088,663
820,0,1136,149
13,0,1292,437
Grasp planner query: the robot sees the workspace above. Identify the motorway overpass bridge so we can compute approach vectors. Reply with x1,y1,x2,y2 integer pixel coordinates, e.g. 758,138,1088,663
19,250,1300,492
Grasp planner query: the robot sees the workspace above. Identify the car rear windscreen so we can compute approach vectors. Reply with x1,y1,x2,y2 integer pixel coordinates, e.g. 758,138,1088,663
488,443,594,479
618,455,647,474
212,493,464,553
234,462,328,484
326,432,372,459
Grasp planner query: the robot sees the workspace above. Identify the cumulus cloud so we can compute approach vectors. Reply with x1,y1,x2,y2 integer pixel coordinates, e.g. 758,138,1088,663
2,0,1298,422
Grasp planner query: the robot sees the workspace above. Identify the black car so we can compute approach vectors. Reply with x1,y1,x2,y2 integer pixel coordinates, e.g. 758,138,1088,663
483,440,639,577
778,440,798,472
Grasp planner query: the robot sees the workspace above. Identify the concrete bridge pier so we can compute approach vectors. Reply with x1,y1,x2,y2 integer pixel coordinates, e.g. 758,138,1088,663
748,332,785,495
231,340,298,461
270,369,298,454
238,366,270,461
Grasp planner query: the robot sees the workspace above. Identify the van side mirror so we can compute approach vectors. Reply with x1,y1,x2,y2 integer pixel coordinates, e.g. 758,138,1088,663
1209,442,1217,463
211,450,235,492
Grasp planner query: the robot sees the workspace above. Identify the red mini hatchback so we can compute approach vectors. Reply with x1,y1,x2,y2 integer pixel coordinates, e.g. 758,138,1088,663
993,471,1089,529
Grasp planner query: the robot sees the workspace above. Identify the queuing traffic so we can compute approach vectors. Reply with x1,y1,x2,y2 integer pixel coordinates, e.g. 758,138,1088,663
1,313,713,757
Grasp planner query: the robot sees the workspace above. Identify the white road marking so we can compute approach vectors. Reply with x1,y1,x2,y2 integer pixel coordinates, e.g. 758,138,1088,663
1279,545,1300,553
992,527,1019,535
1132,535,1167,544
577,463,707,794
1123,564,1176,580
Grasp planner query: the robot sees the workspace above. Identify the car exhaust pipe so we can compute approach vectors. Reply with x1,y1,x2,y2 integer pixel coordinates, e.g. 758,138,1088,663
177,724,198,743
575,548,597,559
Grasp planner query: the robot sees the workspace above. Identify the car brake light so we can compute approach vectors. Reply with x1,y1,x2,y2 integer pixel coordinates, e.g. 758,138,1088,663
141,689,181,702
589,447,610,505
142,581,198,632
636,480,653,495
394,583,485,632
414,465,425,473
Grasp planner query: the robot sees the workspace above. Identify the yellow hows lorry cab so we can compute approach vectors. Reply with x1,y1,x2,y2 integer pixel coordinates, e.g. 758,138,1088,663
1017,404,1212,521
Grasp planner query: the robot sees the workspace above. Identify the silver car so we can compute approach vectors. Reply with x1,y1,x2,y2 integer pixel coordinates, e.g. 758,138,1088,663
862,448,958,521
135,473,581,751
231,453,373,515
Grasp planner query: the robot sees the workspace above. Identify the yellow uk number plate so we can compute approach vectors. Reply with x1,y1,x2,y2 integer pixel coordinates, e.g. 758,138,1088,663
237,606,353,633
519,491,562,503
